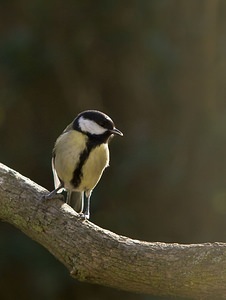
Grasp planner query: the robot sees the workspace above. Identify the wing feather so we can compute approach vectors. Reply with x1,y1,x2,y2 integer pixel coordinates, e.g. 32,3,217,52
51,157,64,193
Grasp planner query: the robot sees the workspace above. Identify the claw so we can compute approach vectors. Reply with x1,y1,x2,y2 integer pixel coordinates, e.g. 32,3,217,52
78,212,89,220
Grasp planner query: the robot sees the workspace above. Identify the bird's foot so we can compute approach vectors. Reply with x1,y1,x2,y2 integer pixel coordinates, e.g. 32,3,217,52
78,212,90,220
41,192,64,202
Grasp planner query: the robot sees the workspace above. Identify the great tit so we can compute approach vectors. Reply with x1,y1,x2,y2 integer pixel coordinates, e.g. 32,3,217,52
45,110,123,219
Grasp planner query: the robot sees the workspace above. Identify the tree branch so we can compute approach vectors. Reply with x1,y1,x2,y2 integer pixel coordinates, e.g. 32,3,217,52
0,162,226,299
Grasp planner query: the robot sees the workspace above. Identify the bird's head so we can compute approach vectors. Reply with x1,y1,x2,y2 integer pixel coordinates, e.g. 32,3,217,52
73,110,123,142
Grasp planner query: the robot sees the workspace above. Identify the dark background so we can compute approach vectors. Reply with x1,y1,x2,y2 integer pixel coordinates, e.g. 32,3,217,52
0,1,225,299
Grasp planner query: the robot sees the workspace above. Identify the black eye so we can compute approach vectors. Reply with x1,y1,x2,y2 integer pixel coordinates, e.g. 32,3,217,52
98,120,106,127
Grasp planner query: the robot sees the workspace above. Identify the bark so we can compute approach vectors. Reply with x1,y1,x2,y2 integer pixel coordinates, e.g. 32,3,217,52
0,162,226,299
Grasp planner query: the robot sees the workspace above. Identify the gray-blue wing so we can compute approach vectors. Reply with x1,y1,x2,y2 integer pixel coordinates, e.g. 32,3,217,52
66,191,84,213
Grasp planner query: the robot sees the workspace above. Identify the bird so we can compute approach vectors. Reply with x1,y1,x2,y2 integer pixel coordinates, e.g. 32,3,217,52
45,110,123,219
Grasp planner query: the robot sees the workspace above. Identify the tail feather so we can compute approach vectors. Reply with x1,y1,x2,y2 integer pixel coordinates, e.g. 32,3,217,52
66,191,84,213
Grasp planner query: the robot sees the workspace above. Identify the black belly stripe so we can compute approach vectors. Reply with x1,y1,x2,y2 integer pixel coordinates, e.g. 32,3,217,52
71,141,94,188
70,132,110,189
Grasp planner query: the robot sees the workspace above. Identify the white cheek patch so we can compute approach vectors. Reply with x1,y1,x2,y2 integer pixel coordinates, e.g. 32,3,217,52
79,117,108,135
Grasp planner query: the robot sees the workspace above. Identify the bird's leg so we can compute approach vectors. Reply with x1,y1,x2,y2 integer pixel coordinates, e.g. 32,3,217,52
84,196,90,220
80,192,84,214
43,184,64,200
80,190,92,220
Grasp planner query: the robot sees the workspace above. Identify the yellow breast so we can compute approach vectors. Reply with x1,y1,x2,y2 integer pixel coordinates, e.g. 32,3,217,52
79,143,109,192
54,130,87,188
54,130,109,192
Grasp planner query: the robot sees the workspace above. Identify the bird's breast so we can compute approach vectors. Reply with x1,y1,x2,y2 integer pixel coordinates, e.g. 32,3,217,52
54,130,109,192
54,130,87,187
79,143,109,192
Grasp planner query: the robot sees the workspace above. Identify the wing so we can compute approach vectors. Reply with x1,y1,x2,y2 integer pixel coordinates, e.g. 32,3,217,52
51,156,64,193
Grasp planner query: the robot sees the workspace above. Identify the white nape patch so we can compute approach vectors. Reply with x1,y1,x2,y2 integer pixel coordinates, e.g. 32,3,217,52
79,116,108,135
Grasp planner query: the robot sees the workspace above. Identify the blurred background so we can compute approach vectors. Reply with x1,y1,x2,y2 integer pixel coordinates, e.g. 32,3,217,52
0,0,225,299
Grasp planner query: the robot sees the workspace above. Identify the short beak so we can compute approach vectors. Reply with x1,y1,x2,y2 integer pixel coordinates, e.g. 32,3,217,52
111,127,123,136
